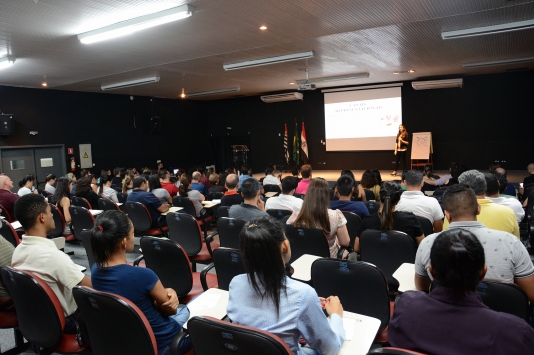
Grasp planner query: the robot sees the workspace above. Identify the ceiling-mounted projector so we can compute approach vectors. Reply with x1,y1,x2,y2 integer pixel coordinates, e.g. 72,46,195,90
298,83,316,91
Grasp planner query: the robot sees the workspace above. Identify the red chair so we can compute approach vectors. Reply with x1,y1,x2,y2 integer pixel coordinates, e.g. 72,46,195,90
0,310,29,354
138,237,217,303
166,212,219,271
0,220,20,248
125,201,168,237
0,266,88,354
184,316,292,355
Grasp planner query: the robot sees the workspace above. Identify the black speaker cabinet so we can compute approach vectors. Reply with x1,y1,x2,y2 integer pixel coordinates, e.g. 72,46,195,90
150,116,161,133
0,114,14,135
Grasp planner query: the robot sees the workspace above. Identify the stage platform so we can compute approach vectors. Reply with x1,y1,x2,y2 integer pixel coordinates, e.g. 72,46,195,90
253,170,526,184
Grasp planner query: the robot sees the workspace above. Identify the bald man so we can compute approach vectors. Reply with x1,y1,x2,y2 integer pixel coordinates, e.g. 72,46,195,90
0,175,19,220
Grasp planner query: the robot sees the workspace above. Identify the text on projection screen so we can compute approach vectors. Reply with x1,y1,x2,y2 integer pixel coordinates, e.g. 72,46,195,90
324,87,402,151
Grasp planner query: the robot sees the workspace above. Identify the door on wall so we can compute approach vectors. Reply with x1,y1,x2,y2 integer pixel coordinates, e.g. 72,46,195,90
0,145,66,191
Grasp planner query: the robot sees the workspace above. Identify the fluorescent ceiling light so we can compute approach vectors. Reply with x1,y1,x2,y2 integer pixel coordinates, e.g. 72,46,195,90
321,83,403,93
78,5,195,44
442,19,534,40
186,87,240,98
462,56,534,68
223,51,314,71
0,56,15,70
101,76,160,91
296,73,369,84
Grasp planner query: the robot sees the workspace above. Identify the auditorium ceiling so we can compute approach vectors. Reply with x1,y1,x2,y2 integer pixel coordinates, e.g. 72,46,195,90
0,0,533,100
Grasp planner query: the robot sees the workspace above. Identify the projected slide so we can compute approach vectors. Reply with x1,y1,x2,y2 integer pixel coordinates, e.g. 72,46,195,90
324,87,402,151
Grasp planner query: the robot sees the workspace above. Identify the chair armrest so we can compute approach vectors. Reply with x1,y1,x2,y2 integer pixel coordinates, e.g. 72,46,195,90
157,216,168,236
133,255,144,266
200,262,215,291
205,230,218,243
170,329,190,355
337,246,353,259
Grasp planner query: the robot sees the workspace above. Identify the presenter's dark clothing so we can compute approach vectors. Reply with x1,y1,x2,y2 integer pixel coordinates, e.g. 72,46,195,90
395,150,408,172
389,286,534,355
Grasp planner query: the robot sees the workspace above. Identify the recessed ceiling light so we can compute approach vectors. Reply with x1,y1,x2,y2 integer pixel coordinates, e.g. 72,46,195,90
288,82,296,85
260,25,267,30
41,83,47,87
393,71,401,74
408,69,416,73
180,88,185,98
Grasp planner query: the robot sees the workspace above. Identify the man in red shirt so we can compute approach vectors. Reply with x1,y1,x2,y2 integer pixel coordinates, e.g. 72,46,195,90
159,169,178,197
0,175,19,220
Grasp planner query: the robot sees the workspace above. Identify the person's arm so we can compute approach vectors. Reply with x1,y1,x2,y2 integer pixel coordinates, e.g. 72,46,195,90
78,276,92,288
92,184,98,193
335,225,350,247
414,274,431,292
357,184,366,201
62,197,72,223
149,280,178,316
110,190,119,203
157,203,170,213
256,198,265,212
166,196,172,204
415,234,424,245
515,275,534,302
423,176,436,185
433,219,443,232
353,236,360,253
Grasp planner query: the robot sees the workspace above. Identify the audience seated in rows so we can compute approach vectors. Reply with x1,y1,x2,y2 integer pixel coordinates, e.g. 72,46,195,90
52,177,74,235
423,162,457,187
262,165,282,190
391,228,534,354
11,194,92,333
484,173,524,223
227,216,346,355
17,174,38,197
0,175,18,219
338,170,366,200
295,164,312,195
111,167,123,188
191,172,209,196
159,169,178,197
229,178,268,221
291,166,301,183
75,176,100,209
237,164,264,194
443,170,519,238
127,176,169,228
415,184,534,300
197,165,211,189
494,170,516,199
354,181,424,253
360,170,380,200
287,178,350,258
45,174,56,195
396,170,443,232
330,175,369,218
0,235,14,309
90,210,191,354
179,175,205,217
494,167,516,197
221,174,243,207
98,174,118,203
265,176,303,213
122,175,133,195
523,163,534,187
148,174,172,205
208,173,226,193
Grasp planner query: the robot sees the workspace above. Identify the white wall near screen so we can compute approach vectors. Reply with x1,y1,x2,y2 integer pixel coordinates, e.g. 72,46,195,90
324,87,402,151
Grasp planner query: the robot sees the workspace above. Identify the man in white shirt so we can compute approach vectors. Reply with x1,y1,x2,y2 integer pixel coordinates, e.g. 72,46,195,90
11,194,92,333
265,176,303,212
484,172,524,222
262,165,282,190
396,170,444,232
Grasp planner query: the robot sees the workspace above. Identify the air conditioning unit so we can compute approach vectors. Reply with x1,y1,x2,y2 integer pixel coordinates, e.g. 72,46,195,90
411,78,463,90
260,92,303,103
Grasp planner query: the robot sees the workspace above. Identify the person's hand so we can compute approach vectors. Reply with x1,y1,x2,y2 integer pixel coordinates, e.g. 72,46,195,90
324,296,343,317
161,288,179,312
257,198,265,211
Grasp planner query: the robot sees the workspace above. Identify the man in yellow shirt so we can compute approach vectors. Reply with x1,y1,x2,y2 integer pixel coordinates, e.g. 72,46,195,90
443,170,519,238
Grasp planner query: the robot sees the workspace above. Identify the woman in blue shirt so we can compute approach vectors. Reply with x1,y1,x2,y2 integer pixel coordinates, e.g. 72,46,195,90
90,210,190,355
227,216,346,355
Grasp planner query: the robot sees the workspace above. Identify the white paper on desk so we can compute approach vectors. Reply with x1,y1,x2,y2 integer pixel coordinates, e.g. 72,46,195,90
337,312,381,355
392,263,416,292
342,318,357,341
188,293,221,309
89,210,103,216
10,221,22,229
168,206,183,212
116,202,123,206
264,192,278,197
211,199,221,204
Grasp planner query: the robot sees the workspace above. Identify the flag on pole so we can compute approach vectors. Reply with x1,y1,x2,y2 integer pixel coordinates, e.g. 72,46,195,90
293,121,300,166
301,121,308,161
284,123,289,163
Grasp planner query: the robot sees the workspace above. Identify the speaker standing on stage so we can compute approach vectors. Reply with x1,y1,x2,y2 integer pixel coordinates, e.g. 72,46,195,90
392,124,409,176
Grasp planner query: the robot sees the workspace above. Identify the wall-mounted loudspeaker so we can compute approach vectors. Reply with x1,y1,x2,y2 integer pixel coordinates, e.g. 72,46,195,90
0,114,15,135
150,116,161,133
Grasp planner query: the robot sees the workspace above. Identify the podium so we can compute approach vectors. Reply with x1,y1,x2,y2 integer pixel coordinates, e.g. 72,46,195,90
232,145,249,172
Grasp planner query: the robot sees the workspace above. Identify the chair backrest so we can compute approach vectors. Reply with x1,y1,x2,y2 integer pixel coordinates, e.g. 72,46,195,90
140,237,193,296
364,201,380,214
187,316,292,355
0,203,13,222
266,209,293,220
172,196,196,216
217,218,246,249
48,203,65,238
263,185,281,194
284,225,330,265
72,286,157,355
206,192,224,201
293,193,305,199
212,248,246,291
359,230,416,279
98,197,120,211
0,266,65,347
415,215,433,236
80,229,96,269
368,347,427,355
476,280,530,322
364,189,375,201
0,219,20,247
166,212,203,256
125,201,153,233
217,205,230,218
71,196,92,209
311,259,390,331
117,192,128,204
68,206,95,240
341,211,362,247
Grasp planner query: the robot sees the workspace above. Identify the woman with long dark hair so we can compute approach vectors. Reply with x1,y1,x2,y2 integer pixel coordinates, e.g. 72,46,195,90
52,177,73,235
98,174,118,203
227,216,346,355
360,170,380,200
74,176,100,209
178,175,205,217
90,211,191,355
392,124,409,176
353,181,424,252
148,174,172,204
287,178,350,257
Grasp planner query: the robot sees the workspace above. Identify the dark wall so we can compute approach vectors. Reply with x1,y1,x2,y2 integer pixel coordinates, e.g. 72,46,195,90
0,69,532,177
204,70,534,172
